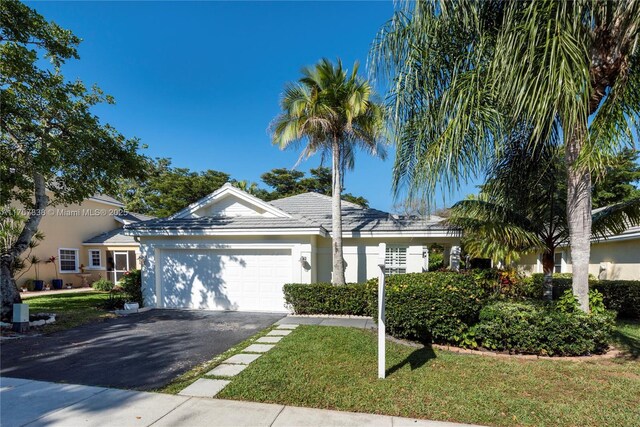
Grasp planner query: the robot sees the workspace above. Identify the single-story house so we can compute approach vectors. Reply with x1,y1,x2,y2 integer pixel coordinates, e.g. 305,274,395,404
125,184,461,312
519,224,640,280
13,193,151,288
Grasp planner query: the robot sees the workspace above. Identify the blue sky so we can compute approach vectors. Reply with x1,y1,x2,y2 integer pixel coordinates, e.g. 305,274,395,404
28,1,480,211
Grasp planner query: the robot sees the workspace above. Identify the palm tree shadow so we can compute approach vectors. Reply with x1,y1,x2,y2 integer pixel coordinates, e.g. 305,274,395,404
613,324,640,359
386,345,436,377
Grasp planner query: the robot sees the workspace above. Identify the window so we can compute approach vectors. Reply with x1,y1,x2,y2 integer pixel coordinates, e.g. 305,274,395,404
59,248,79,273
554,252,563,273
385,246,407,275
88,249,102,268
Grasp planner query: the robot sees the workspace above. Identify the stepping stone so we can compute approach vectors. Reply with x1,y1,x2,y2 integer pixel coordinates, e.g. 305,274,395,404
178,378,229,398
268,329,292,336
256,336,282,343
244,344,274,353
224,353,262,365
206,363,248,377
276,324,299,329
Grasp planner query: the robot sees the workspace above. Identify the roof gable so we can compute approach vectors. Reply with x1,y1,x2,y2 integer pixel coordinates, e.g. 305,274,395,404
170,183,291,219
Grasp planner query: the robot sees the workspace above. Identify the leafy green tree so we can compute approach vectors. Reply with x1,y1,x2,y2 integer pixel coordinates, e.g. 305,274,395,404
271,58,386,284
372,1,640,311
0,1,146,318
259,166,369,207
116,158,230,218
260,168,305,199
448,137,640,299
592,149,640,209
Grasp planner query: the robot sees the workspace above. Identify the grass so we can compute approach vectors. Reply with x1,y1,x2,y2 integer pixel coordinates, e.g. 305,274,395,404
23,291,114,333
218,325,640,427
613,320,640,359
158,324,279,394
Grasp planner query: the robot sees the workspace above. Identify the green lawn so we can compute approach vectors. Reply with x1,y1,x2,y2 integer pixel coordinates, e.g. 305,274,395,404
218,325,640,427
24,292,114,333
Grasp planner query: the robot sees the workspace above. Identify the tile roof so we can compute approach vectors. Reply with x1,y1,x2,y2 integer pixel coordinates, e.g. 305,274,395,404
125,191,452,234
269,192,448,232
84,227,137,244
125,216,322,232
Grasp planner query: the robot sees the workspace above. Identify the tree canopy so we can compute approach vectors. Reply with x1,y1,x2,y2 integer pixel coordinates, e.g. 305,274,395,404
0,0,146,318
371,0,640,311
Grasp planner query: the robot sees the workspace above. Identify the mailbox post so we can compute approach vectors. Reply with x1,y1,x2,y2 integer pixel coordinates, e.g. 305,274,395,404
377,243,386,379
13,303,29,333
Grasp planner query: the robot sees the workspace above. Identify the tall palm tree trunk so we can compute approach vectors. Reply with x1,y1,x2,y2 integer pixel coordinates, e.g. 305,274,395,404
331,139,346,285
566,132,591,312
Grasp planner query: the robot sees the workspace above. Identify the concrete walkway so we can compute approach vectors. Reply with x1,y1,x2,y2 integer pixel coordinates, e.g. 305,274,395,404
1,377,478,427
277,315,377,329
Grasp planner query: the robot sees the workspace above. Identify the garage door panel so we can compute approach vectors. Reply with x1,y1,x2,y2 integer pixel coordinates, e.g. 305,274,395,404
159,249,292,312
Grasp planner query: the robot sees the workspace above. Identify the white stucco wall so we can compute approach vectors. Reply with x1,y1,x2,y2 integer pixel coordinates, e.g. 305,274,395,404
315,236,460,283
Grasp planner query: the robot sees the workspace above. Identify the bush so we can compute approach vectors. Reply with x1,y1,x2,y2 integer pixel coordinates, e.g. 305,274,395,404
592,280,640,319
283,283,372,316
92,278,114,292
368,272,491,345
428,252,444,271
524,274,640,319
120,269,143,306
472,301,615,356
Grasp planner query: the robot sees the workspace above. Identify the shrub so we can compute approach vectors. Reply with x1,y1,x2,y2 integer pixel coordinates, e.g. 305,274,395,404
92,278,114,292
120,269,143,307
524,274,640,319
368,272,491,345
283,283,372,316
592,280,640,319
472,301,615,356
428,252,444,271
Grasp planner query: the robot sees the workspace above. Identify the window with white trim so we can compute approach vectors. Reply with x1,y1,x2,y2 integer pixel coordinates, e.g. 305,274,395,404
59,248,79,273
88,249,102,268
385,246,407,275
554,252,563,273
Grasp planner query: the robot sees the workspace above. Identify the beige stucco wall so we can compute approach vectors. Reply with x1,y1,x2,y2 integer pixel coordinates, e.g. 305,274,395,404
587,239,640,280
12,197,139,288
518,238,639,280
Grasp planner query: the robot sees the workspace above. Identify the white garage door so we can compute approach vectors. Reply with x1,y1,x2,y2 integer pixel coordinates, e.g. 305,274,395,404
159,248,292,312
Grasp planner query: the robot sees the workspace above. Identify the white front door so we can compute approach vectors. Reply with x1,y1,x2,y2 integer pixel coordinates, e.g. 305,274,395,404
158,249,292,312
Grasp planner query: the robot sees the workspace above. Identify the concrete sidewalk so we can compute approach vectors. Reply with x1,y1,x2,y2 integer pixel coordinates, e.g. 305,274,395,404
1,377,477,427
277,315,377,329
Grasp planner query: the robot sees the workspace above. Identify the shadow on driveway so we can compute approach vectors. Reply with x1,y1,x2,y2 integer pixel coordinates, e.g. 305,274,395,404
0,309,284,390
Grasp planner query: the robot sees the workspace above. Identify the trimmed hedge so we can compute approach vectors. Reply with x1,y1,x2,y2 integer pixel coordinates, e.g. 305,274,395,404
283,282,372,316
526,274,640,319
367,272,491,345
472,301,615,356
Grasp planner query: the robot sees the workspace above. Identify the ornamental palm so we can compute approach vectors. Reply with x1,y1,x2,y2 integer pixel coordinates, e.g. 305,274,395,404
449,135,640,299
271,59,387,284
372,0,640,311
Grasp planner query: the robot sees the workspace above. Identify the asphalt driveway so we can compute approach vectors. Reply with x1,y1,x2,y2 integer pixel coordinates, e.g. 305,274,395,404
0,310,284,391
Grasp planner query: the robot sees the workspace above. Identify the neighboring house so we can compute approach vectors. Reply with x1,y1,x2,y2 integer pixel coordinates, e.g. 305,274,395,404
125,184,461,312
14,194,152,288
518,224,640,280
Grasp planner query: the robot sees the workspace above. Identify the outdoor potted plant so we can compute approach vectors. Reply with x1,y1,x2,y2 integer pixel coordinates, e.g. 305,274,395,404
47,256,63,289
31,256,44,291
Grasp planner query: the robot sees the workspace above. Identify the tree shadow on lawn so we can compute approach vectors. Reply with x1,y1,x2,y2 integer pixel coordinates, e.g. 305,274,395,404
613,325,640,360
386,345,436,377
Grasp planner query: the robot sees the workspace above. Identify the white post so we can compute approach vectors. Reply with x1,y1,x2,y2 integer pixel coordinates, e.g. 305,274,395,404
450,245,461,271
377,243,386,379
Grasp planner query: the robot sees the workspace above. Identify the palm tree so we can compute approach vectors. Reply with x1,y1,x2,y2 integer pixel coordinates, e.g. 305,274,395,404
271,58,387,284
371,1,640,311
448,135,640,299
